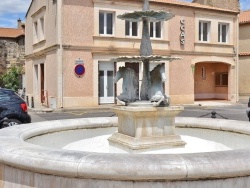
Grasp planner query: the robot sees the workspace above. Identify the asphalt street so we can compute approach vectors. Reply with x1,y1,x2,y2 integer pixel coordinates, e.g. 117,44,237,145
30,102,249,123
178,104,248,121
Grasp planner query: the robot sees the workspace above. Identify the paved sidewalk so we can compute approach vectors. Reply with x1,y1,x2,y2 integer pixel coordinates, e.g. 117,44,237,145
28,100,244,114
29,99,249,123
29,104,114,113
193,101,233,107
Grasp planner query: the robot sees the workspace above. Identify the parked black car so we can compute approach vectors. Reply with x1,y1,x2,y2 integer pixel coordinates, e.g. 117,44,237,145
0,88,31,128
246,97,250,122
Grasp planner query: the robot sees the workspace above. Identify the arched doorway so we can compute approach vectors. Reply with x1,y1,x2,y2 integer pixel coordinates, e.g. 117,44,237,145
194,62,229,101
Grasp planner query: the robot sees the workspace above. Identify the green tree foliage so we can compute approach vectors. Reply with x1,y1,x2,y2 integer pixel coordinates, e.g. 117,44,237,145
0,66,22,91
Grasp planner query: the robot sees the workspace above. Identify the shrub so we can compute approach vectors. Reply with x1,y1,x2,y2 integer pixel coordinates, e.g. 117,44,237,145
0,65,23,91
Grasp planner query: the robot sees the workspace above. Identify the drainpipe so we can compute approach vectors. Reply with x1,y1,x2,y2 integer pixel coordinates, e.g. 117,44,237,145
57,0,63,108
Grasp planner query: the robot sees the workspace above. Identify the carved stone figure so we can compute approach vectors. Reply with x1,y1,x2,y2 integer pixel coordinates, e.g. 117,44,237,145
114,66,139,105
149,64,170,106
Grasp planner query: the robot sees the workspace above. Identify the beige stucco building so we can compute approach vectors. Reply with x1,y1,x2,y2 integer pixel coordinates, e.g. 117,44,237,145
25,0,240,109
239,10,250,97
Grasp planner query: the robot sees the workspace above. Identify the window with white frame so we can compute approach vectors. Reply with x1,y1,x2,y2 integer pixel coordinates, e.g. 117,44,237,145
150,21,161,38
32,7,46,44
33,16,45,44
199,21,210,42
218,23,229,43
99,12,114,35
40,16,45,40
125,21,138,37
33,21,38,43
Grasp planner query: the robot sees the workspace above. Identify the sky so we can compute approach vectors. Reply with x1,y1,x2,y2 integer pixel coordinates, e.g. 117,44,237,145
0,0,249,28
0,0,31,28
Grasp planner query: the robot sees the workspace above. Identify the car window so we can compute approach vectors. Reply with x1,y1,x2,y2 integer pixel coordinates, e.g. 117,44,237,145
0,93,11,102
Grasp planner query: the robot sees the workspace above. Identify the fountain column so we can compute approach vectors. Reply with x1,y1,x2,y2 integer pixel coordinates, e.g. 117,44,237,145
140,0,152,100
140,18,152,100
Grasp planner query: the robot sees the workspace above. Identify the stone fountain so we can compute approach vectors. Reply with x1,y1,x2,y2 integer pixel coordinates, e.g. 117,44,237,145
108,0,185,150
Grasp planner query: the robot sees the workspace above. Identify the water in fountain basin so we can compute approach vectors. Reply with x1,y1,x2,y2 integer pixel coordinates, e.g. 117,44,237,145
63,134,232,154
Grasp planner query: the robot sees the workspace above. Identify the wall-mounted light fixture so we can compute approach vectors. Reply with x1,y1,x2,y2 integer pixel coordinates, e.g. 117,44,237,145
191,64,195,74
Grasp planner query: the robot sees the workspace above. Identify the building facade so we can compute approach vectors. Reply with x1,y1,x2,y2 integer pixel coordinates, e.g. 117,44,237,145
25,0,239,108
239,10,250,97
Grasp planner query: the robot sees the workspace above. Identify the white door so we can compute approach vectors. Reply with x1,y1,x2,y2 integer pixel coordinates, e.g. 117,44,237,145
99,62,114,104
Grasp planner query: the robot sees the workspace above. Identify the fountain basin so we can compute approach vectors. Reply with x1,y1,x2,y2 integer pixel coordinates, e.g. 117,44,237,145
1,117,250,187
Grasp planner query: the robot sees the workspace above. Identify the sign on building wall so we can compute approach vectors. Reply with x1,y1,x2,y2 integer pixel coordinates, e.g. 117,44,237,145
75,58,84,64
180,18,185,45
74,64,85,77
74,59,85,77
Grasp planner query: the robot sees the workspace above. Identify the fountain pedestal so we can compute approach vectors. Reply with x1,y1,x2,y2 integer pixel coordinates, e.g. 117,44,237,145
108,105,186,150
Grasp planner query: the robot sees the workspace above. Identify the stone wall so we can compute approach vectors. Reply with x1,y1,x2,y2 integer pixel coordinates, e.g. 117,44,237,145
0,41,7,74
0,39,25,74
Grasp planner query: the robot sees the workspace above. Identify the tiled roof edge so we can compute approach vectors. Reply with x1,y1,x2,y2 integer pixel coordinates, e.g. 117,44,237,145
239,52,250,56
150,0,239,14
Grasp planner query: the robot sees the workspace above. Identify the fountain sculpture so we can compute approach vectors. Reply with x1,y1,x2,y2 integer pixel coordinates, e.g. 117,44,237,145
111,0,180,105
108,0,185,150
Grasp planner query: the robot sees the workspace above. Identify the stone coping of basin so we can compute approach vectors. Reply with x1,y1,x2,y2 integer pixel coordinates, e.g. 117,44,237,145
112,105,184,111
1,117,250,181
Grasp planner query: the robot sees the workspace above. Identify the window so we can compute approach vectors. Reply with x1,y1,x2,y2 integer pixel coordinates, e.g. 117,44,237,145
199,21,210,42
150,21,161,38
40,17,45,40
0,93,10,101
99,12,113,35
215,73,228,86
125,21,138,37
33,21,38,43
33,16,45,44
218,23,229,43
201,67,206,80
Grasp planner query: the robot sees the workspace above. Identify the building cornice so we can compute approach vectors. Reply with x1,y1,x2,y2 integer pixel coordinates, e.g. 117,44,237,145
93,35,170,45
194,42,235,48
31,6,46,18
63,45,140,55
151,0,239,14
32,40,46,47
239,52,250,56
25,44,60,59
239,22,250,25
169,50,235,57
93,0,239,14
62,44,236,58
26,43,236,58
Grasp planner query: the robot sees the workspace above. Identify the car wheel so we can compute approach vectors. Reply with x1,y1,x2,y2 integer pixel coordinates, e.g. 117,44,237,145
1,119,22,128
